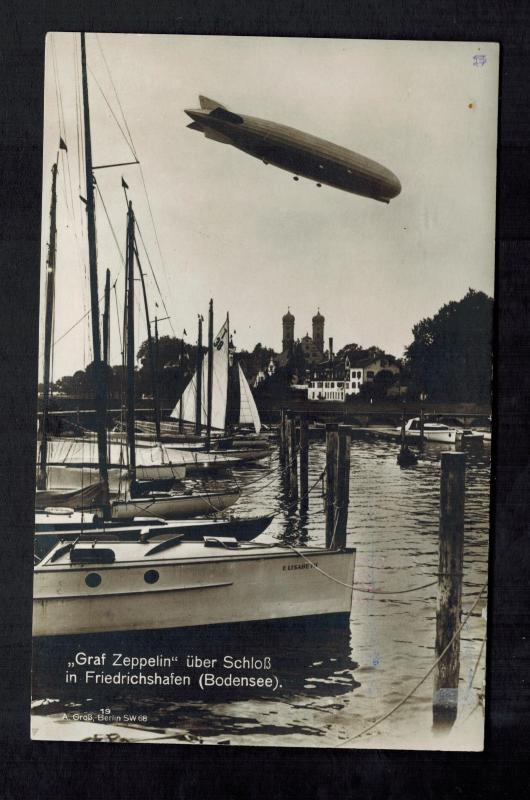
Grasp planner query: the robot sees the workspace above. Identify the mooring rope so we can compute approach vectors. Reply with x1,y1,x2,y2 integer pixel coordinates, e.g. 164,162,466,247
286,544,440,595
333,580,488,746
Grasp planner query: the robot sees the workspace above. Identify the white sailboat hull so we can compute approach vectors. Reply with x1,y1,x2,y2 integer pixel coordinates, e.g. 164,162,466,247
110,489,240,520
33,542,355,636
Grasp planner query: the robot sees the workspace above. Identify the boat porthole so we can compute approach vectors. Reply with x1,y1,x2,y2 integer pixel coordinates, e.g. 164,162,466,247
85,572,101,588
144,569,160,584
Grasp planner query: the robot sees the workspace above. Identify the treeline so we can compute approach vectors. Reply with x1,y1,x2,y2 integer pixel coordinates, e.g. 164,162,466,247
404,289,492,403
51,289,493,405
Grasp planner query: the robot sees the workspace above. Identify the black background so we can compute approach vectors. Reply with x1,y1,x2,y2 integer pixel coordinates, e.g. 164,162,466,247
1,1,529,798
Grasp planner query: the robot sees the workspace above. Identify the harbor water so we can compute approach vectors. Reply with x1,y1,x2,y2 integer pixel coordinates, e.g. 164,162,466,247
32,438,490,748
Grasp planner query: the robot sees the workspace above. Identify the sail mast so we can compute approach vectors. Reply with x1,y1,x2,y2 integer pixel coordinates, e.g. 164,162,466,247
194,315,203,434
224,312,230,433
206,298,214,450
102,268,110,367
80,32,110,516
125,200,136,479
37,161,58,490
178,337,184,432
136,243,161,440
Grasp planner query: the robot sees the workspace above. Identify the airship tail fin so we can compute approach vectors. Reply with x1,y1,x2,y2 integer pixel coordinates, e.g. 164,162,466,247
187,121,204,132
199,95,225,110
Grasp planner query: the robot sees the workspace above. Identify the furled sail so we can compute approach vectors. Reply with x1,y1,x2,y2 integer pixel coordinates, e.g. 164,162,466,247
237,363,261,433
171,318,229,430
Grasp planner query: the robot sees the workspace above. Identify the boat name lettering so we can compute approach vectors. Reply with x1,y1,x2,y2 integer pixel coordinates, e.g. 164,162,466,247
282,562,318,572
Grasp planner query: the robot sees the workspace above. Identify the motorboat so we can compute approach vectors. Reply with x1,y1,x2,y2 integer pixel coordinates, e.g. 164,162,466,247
399,418,458,443
33,534,356,637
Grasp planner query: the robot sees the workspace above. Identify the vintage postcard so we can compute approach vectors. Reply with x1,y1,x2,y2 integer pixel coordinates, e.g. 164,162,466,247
31,34,498,749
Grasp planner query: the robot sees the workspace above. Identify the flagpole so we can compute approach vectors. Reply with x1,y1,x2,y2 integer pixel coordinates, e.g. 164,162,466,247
195,315,203,435
206,299,214,451
179,334,185,433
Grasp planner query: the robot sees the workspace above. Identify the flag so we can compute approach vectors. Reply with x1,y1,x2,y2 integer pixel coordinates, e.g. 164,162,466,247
183,329,187,336
59,137,68,152
122,177,129,190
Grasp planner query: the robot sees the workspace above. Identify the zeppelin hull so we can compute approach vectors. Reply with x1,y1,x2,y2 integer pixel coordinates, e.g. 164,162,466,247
185,100,401,202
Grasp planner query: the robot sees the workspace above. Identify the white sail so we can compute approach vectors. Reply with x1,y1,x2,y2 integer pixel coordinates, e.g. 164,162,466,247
170,318,229,430
238,363,261,433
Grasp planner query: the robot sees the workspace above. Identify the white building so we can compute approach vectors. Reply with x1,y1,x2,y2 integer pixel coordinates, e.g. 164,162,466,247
307,350,400,402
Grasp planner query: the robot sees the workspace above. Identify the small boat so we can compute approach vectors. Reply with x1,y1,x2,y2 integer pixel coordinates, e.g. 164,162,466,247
35,511,273,538
43,436,265,477
109,486,240,520
34,513,274,560
399,418,458,443
33,536,356,637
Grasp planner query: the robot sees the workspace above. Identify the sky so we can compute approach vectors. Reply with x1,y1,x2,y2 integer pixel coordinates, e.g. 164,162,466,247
40,34,499,380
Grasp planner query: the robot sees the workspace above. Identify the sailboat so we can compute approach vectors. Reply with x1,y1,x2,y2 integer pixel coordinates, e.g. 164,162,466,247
35,40,239,523
167,309,271,463
33,33,356,637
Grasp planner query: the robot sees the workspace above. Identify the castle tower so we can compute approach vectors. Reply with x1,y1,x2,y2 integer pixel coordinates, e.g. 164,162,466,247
312,308,325,354
282,308,295,354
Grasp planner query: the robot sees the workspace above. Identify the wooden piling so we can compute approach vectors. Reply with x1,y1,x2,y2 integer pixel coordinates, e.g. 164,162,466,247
287,412,298,501
325,423,339,548
433,451,466,730
279,408,287,467
334,425,352,549
419,407,425,446
299,415,309,511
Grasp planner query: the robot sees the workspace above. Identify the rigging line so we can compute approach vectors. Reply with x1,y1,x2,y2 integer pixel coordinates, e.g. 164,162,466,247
93,34,175,345
87,65,138,162
95,33,138,159
95,183,125,270
138,164,173,296
333,581,488,748
135,219,175,335
50,34,65,139
113,282,124,359
468,629,487,691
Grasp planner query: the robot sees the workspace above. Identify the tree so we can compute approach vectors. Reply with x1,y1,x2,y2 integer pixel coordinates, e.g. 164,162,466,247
405,289,493,402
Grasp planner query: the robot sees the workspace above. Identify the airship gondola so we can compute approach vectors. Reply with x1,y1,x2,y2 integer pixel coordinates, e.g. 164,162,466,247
185,95,401,203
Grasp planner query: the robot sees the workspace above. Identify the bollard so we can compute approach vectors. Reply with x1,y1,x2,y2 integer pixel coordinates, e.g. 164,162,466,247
325,423,339,548
334,425,352,549
287,412,298,502
433,451,466,731
299,415,309,513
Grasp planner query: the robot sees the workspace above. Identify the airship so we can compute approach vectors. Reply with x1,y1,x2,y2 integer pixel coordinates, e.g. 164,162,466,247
185,96,401,203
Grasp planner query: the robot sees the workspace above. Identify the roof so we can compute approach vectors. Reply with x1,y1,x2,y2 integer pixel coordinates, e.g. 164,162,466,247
282,308,294,322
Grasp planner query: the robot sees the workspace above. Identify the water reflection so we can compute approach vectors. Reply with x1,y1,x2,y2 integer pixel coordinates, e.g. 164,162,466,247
32,435,490,746
32,617,359,739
